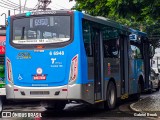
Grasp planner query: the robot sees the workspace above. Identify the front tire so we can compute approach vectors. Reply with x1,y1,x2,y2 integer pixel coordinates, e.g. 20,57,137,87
104,81,117,110
134,83,141,100
156,81,160,91
148,82,153,93
156,88,159,91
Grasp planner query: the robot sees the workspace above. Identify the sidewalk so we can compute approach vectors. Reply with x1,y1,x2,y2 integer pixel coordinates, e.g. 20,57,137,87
130,94,160,117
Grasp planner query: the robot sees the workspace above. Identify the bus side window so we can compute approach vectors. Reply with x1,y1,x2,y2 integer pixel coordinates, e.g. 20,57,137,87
130,45,142,59
103,40,119,58
103,27,119,58
82,19,93,57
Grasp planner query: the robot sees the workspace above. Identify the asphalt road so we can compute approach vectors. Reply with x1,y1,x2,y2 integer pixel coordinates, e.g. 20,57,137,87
1,90,159,120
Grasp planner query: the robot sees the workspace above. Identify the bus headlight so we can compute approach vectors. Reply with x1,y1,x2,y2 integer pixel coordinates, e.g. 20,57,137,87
69,54,78,83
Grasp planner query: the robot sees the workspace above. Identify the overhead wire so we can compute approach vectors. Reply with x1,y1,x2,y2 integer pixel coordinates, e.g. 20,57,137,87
3,0,22,9
55,4,67,9
0,1,19,9
6,0,31,10
0,3,19,11
48,5,58,10
0,0,32,12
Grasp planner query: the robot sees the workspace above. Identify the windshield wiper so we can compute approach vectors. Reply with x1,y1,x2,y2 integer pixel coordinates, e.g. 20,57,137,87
21,27,25,40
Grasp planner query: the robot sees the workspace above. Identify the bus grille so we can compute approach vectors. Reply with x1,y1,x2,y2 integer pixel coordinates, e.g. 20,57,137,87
30,91,50,95
0,55,4,65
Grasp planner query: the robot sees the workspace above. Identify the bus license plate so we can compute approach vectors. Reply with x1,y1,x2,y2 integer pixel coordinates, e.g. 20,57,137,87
33,75,46,80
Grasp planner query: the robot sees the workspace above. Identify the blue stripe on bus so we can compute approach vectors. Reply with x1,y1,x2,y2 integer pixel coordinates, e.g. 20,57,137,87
105,78,110,80
88,80,94,82
88,77,110,82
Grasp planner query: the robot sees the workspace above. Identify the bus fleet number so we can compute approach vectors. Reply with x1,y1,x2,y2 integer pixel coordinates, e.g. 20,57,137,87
53,51,64,55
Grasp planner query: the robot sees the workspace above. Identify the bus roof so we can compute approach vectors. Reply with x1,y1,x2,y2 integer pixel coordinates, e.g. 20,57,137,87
129,28,148,42
129,28,147,37
10,10,73,17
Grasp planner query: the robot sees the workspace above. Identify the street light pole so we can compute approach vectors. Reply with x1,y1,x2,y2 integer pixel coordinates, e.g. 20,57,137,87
1,13,6,26
19,0,21,13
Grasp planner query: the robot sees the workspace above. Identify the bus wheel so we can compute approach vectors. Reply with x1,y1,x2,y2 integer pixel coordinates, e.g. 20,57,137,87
135,83,141,99
156,87,159,91
55,102,66,111
149,82,153,93
45,101,66,111
156,81,160,91
104,81,117,110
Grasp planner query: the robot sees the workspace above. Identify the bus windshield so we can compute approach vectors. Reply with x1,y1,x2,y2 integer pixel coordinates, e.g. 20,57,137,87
12,16,71,44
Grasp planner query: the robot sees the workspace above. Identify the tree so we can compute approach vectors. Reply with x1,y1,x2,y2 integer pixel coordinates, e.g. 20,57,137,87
73,0,159,28
73,0,160,47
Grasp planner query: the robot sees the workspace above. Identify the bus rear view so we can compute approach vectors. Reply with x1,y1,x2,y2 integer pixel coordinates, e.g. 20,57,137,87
6,11,84,109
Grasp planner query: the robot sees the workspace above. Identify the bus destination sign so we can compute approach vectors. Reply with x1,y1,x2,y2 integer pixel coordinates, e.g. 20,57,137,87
34,18,49,27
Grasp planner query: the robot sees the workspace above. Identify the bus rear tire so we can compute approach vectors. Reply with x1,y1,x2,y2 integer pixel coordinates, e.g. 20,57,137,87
45,101,66,111
149,82,153,93
156,88,159,91
104,81,117,110
135,83,141,100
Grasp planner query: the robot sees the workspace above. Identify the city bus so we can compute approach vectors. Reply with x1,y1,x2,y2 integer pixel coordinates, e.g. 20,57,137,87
129,28,153,93
0,25,6,112
0,25,6,88
5,10,153,110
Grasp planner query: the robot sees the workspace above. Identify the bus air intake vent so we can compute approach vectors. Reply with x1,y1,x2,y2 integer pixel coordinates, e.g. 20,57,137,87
30,91,50,95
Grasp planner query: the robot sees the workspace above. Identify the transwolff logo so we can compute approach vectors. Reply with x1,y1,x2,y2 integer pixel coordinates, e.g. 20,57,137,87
17,52,31,59
51,58,56,64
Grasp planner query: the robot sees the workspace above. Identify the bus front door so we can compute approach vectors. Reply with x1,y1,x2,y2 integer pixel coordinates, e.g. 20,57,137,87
120,35,129,98
93,28,103,101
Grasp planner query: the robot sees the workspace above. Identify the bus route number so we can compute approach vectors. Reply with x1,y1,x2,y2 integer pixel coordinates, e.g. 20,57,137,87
53,51,64,56
34,18,49,26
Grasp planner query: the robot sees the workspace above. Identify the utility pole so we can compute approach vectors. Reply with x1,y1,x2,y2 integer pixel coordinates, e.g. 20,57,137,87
23,0,27,12
37,0,52,10
8,10,10,16
19,0,21,13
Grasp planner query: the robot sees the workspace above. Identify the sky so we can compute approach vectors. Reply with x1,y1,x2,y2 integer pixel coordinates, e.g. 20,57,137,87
0,0,76,25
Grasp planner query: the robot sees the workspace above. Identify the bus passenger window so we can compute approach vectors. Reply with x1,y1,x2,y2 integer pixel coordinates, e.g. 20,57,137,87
102,27,119,58
103,40,119,58
130,45,142,59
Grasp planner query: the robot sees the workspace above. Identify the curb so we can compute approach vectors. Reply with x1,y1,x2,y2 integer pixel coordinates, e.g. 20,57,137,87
130,100,160,120
130,102,141,112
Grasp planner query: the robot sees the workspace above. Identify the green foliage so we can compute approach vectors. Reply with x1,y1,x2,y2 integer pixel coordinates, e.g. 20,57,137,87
73,0,160,47
73,0,159,29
